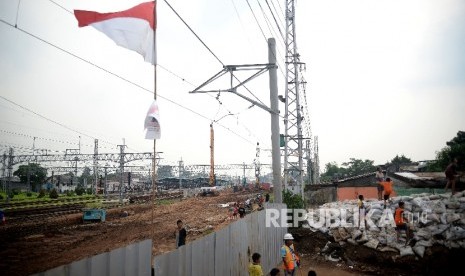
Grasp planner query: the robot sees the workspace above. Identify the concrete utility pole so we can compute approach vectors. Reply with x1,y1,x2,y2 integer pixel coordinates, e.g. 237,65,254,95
254,142,261,188
118,144,126,203
190,38,282,203
7,148,13,202
93,139,98,194
268,38,282,203
104,165,108,198
243,162,246,187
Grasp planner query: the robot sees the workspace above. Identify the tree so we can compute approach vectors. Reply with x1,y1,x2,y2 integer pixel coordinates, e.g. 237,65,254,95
428,131,465,171
341,158,375,176
79,167,93,187
390,154,412,172
157,165,174,179
13,163,47,191
321,162,347,180
322,162,343,178
282,189,304,209
321,159,375,180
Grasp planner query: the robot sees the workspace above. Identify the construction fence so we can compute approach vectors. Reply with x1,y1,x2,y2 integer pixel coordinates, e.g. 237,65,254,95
153,203,287,276
32,239,152,276
32,203,287,276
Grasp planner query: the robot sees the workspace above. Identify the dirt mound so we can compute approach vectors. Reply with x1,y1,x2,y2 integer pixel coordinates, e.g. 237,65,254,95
290,227,465,276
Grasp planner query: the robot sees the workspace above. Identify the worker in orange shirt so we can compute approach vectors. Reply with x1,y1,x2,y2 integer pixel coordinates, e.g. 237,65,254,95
281,233,300,276
381,177,393,209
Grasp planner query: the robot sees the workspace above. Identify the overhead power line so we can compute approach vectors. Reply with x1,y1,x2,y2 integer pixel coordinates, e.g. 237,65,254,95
48,0,264,142
0,95,113,146
163,0,267,107
0,17,256,147
162,0,224,66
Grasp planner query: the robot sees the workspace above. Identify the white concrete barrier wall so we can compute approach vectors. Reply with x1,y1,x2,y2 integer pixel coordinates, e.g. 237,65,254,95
154,203,287,276
32,239,152,276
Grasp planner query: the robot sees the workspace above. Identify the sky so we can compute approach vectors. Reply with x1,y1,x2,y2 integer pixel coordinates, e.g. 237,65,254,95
0,0,464,178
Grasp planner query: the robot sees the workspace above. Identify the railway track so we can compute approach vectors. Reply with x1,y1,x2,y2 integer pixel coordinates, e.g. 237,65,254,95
1,192,184,223
0,196,99,209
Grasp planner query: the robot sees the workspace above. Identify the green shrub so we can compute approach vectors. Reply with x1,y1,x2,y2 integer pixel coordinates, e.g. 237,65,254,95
38,189,46,198
66,190,75,197
7,192,14,199
49,188,59,199
26,192,32,197
12,188,20,195
0,194,3,200
282,189,305,209
86,188,93,195
75,187,85,196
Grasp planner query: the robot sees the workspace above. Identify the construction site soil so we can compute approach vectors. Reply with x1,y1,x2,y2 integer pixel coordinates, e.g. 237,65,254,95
0,190,462,276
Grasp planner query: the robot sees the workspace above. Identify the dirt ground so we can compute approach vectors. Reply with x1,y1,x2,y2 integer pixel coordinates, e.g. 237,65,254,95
1,191,463,276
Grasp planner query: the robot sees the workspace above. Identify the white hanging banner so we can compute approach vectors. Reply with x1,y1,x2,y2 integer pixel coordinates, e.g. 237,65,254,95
144,100,161,139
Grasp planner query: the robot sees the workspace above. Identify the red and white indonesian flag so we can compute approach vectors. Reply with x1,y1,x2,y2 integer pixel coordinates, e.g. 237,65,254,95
74,1,156,64
144,100,161,139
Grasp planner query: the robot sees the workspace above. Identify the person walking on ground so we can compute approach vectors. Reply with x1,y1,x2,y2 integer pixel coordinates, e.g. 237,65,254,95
445,157,459,195
248,252,264,276
357,195,368,229
375,167,384,200
174,219,187,249
381,178,394,208
233,202,239,219
238,202,246,218
394,201,413,245
281,233,300,276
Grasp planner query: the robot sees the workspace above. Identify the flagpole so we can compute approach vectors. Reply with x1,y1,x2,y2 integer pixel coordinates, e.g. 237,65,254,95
151,1,157,273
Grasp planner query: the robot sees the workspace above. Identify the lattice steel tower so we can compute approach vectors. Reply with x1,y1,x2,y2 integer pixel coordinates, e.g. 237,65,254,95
313,136,320,184
283,0,309,198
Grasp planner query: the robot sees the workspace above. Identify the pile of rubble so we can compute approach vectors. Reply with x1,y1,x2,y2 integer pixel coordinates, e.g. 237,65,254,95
305,191,465,258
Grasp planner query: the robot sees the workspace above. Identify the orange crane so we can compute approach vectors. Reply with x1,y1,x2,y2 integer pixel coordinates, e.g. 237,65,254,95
209,123,215,186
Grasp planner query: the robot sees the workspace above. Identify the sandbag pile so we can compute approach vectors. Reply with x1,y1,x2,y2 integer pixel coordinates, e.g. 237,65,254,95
305,191,465,258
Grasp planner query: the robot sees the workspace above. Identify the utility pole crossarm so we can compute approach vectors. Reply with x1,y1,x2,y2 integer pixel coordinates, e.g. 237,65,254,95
229,90,274,114
189,69,229,94
190,39,282,203
189,63,278,115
